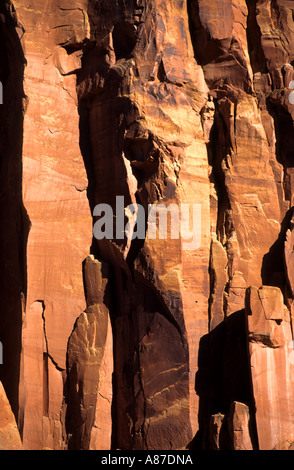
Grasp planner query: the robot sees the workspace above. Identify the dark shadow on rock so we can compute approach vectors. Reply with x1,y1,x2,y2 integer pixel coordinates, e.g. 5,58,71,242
261,208,294,293
0,2,28,428
188,310,259,450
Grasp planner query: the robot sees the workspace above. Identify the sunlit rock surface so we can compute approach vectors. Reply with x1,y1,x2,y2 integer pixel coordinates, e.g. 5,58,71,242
0,0,294,450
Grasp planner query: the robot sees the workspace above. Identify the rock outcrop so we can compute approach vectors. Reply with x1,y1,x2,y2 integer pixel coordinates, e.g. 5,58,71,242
1,0,294,451
0,382,22,450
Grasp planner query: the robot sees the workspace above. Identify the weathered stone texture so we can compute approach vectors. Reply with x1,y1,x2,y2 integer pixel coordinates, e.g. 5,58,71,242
1,0,294,451
0,382,23,450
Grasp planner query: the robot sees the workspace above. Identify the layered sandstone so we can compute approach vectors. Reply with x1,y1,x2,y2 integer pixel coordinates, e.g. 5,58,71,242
0,0,294,451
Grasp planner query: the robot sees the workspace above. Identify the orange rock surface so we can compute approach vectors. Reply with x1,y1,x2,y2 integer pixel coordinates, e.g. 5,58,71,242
0,382,22,450
0,0,294,451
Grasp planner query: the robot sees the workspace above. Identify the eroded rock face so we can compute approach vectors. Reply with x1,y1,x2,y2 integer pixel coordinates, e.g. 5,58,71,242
208,402,253,450
0,382,22,450
1,0,294,451
246,286,294,450
65,256,112,450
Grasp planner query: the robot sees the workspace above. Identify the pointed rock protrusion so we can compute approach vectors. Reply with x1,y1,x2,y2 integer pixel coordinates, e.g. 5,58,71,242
0,382,23,450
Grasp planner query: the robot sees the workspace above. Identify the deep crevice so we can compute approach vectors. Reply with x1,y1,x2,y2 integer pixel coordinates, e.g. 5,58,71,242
192,310,259,450
245,0,268,76
0,0,27,423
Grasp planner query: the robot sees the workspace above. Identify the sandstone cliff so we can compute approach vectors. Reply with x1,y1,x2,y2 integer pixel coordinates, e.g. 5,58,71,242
1,0,294,451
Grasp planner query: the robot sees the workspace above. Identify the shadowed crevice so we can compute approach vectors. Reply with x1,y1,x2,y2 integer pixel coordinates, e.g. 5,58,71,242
190,310,259,450
0,0,28,426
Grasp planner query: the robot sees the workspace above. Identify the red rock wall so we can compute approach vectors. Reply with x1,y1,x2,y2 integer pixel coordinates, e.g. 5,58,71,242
0,0,294,450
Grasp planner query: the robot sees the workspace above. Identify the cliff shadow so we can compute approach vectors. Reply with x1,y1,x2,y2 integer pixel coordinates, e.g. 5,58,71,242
261,207,294,293
0,2,29,426
189,310,259,450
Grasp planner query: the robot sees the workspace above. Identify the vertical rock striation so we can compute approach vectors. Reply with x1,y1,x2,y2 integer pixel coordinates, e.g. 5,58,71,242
1,0,294,450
